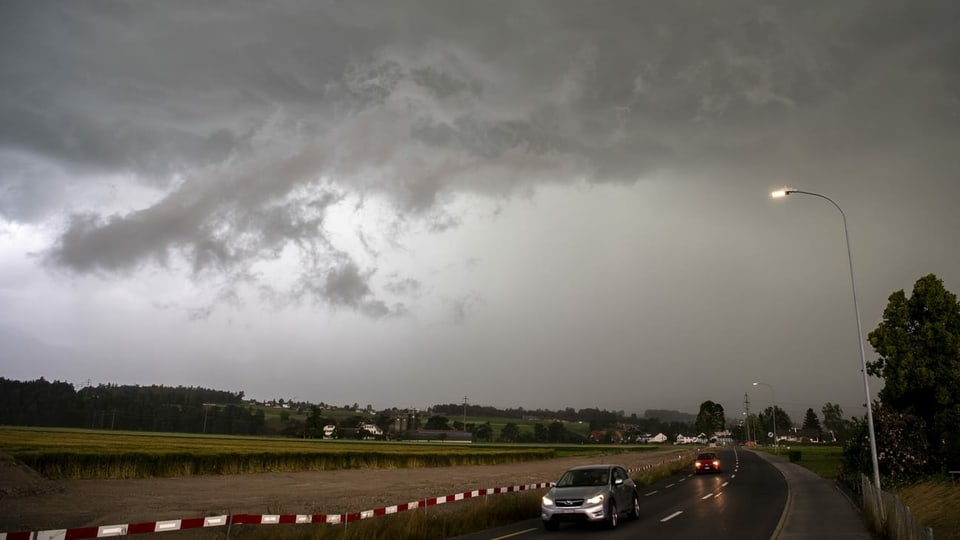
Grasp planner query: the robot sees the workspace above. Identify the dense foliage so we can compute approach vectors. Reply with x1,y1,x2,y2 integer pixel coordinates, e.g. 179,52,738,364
695,400,725,435
0,378,264,435
758,406,792,442
867,273,960,469
822,402,854,444
844,403,931,487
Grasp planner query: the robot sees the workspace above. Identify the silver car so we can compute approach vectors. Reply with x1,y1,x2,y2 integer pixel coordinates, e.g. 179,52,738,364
541,464,640,530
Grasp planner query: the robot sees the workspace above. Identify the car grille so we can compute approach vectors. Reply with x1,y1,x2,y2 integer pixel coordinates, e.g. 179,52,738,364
556,499,584,507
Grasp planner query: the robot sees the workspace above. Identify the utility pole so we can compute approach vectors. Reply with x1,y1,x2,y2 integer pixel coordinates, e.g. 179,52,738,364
743,393,752,444
462,396,469,432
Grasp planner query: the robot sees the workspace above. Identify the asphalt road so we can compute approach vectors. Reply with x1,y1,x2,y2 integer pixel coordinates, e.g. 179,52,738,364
454,447,787,540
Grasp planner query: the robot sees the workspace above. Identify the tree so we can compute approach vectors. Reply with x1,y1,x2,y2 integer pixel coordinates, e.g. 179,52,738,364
533,423,548,442
867,273,960,466
695,401,725,435
801,408,822,441
822,402,852,443
499,422,520,442
547,421,567,443
758,406,792,442
801,408,821,431
425,415,451,430
472,422,493,442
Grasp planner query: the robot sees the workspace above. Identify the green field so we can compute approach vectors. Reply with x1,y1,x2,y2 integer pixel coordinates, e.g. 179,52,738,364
764,444,845,478
0,426,655,480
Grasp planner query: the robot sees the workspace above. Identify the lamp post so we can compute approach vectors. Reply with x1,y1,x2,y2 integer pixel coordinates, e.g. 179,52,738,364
752,382,777,450
771,188,882,491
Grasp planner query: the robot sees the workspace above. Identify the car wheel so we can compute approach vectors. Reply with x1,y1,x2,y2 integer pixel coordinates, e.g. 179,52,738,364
543,519,559,531
606,501,618,529
629,493,640,520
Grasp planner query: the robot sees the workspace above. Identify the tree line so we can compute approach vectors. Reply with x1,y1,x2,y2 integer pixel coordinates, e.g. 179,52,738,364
0,378,266,435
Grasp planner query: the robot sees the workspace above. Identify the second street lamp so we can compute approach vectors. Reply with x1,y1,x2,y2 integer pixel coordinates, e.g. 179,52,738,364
752,382,777,450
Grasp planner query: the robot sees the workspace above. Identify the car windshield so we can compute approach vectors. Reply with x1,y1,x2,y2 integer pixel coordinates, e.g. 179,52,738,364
697,453,717,460
556,468,609,487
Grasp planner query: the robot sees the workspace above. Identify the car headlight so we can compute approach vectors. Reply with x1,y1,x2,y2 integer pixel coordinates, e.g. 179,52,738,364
542,495,554,506
585,494,605,505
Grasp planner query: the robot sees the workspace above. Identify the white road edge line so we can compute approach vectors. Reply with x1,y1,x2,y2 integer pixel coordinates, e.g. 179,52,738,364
661,511,683,522
491,527,538,539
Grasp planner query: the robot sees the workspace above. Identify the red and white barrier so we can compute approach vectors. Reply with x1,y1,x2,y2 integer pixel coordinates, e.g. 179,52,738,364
1,482,550,540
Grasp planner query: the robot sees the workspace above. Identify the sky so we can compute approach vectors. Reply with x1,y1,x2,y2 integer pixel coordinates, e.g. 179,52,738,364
2,1,959,423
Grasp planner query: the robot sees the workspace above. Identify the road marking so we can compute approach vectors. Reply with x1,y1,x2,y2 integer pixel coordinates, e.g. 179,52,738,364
722,482,729,487
645,491,658,497
701,493,714,500
678,477,686,482
661,511,683,522
491,527,537,539
666,483,676,488
730,474,736,478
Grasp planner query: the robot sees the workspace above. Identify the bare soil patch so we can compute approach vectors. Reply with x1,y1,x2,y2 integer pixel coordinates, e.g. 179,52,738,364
0,448,689,532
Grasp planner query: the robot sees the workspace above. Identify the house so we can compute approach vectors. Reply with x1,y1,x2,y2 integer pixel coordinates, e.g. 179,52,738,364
676,433,709,445
322,424,336,439
640,432,668,443
359,423,383,439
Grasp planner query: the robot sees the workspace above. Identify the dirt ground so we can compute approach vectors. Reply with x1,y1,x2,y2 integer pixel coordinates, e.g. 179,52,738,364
0,448,690,532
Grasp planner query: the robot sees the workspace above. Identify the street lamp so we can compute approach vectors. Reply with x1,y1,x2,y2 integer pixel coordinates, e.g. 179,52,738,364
771,187,882,491
752,382,777,450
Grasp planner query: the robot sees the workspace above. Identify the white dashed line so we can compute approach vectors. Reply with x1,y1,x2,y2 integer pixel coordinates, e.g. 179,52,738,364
666,483,676,488
661,511,683,522
722,482,729,487
645,491,658,497
701,493,714,500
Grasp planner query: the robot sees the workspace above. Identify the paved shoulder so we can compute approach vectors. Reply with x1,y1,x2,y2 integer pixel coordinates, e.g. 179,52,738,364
751,450,872,539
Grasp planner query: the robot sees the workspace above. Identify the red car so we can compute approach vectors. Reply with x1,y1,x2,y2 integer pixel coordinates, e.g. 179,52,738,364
694,452,721,474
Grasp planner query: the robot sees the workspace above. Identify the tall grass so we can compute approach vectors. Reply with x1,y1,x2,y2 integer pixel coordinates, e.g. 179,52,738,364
893,479,960,540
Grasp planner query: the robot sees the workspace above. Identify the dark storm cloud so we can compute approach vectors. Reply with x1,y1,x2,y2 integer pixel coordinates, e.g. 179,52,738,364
3,1,959,314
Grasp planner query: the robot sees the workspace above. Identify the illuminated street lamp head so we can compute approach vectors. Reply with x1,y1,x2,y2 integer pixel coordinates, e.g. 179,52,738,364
771,188,797,199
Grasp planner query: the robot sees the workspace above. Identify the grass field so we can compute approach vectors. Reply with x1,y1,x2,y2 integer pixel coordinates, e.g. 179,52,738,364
776,444,845,478
0,426,657,480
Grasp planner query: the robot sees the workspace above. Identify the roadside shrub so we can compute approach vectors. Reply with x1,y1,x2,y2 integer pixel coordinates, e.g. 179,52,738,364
844,403,932,487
